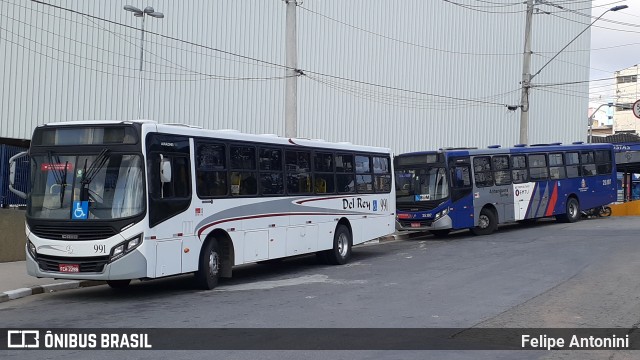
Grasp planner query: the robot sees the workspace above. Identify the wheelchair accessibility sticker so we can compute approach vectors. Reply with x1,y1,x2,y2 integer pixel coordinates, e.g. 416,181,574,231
72,201,89,220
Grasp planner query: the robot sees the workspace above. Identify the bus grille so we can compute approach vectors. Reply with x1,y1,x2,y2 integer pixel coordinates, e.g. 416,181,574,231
397,202,440,211
36,254,110,273
31,225,116,241
399,220,433,228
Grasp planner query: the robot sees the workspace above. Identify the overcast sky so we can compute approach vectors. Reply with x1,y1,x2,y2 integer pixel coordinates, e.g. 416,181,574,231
589,0,639,101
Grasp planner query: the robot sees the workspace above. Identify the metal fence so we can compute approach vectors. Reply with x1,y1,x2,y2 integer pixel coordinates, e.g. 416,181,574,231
0,144,29,207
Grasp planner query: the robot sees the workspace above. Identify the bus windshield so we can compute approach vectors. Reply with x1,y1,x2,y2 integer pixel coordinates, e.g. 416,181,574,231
29,152,145,220
395,167,449,202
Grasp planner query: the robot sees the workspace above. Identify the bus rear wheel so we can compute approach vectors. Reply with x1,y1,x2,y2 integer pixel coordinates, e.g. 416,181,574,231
564,198,581,223
557,198,580,223
325,225,352,265
195,240,220,290
471,208,497,236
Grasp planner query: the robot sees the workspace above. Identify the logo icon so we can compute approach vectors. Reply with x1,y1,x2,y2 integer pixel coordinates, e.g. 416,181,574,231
581,179,586,188
7,330,40,348
372,200,378,211
72,201,88,220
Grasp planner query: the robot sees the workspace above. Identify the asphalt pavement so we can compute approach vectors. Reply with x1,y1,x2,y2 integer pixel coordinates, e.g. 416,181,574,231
0,232,421,303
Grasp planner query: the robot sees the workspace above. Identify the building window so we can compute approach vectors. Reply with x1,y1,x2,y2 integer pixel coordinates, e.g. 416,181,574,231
617,75,637,83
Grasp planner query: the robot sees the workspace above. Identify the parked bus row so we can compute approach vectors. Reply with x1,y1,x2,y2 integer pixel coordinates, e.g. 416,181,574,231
394,143,617,237
7,121,616,290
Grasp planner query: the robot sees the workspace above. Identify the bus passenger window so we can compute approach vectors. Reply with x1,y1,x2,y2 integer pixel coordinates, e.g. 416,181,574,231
473,157,493,187
260,173,284,195
528,154,548,180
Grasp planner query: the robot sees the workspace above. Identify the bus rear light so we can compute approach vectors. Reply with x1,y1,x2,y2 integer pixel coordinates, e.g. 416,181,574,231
397,213,411,219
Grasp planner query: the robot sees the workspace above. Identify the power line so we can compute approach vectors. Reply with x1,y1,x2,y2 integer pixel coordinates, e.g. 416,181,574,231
297,5,523,56
27,0,514,109
29,0,293,70
547,10,640,34
1,29,296,82
534,76,617,87
442,0,528,14
304,72,514,108
3,0,286,71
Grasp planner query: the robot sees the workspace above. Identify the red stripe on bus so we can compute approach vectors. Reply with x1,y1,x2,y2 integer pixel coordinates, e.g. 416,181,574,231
295,196,357,205
197,212,354,238
545,183,559,217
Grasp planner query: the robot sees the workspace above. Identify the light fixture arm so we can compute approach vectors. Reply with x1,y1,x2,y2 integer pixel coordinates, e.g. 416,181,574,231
531,5,627,81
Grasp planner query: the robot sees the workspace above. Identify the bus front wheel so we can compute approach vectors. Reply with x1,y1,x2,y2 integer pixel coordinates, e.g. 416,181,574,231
325,224,352,265
471,208,497,236
195,240,220,290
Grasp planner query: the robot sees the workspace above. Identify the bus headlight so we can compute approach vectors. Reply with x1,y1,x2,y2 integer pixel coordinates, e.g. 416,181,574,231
27,240,37,259
109,234,143,262
434,208,449,220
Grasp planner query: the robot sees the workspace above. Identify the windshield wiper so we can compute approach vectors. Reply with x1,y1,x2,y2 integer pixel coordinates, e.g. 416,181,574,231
80,149,110,201
47,152,69,208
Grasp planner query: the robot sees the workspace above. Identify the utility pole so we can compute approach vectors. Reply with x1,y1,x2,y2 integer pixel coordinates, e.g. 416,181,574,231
519,0,534,145
284,0,298,138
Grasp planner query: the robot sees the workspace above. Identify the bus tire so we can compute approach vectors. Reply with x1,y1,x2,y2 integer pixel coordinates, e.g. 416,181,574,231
471,208,497,236
195,240,220,290
325,224,352,265
106,280,131,289
429,229,451,238
564,197,581,223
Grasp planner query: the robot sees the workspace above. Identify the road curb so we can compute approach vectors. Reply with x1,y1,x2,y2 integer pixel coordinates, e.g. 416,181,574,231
1,280,106,303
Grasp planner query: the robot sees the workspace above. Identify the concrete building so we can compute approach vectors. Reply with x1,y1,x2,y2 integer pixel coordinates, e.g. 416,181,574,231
613,65,640,134
1,0,593,153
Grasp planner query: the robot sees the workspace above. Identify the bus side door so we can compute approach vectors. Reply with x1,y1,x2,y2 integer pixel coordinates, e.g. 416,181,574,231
449,157,475,229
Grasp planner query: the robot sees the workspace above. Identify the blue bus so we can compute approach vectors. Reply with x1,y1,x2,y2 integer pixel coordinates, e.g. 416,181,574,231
394,143,617,236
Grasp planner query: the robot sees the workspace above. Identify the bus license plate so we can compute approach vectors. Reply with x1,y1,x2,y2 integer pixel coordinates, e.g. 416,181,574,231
59,264,79,273
410,222,421,228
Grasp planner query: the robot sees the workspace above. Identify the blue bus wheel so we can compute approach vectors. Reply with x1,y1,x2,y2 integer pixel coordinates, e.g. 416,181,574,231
471,208,497,236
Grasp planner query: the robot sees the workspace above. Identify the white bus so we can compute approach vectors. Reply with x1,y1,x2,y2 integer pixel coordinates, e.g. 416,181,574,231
9,120,395,289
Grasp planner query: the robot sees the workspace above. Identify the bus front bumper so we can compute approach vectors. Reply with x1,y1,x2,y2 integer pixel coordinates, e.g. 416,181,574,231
395,215,452,231
26,248,148,281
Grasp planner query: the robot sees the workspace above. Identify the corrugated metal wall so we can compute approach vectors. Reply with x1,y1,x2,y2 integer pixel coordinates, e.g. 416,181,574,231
0,0,591,154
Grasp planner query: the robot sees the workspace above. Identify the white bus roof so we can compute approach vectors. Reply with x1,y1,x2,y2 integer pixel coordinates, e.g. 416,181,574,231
37,120,392,154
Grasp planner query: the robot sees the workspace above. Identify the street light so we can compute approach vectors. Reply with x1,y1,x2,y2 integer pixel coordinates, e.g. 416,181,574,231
124,5,164,119
588,102,635,143
588,102,612,143
519,3,628,145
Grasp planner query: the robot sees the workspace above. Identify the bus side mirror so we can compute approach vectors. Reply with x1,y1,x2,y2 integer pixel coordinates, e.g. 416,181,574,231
9,151,28,199
160,155,172,183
